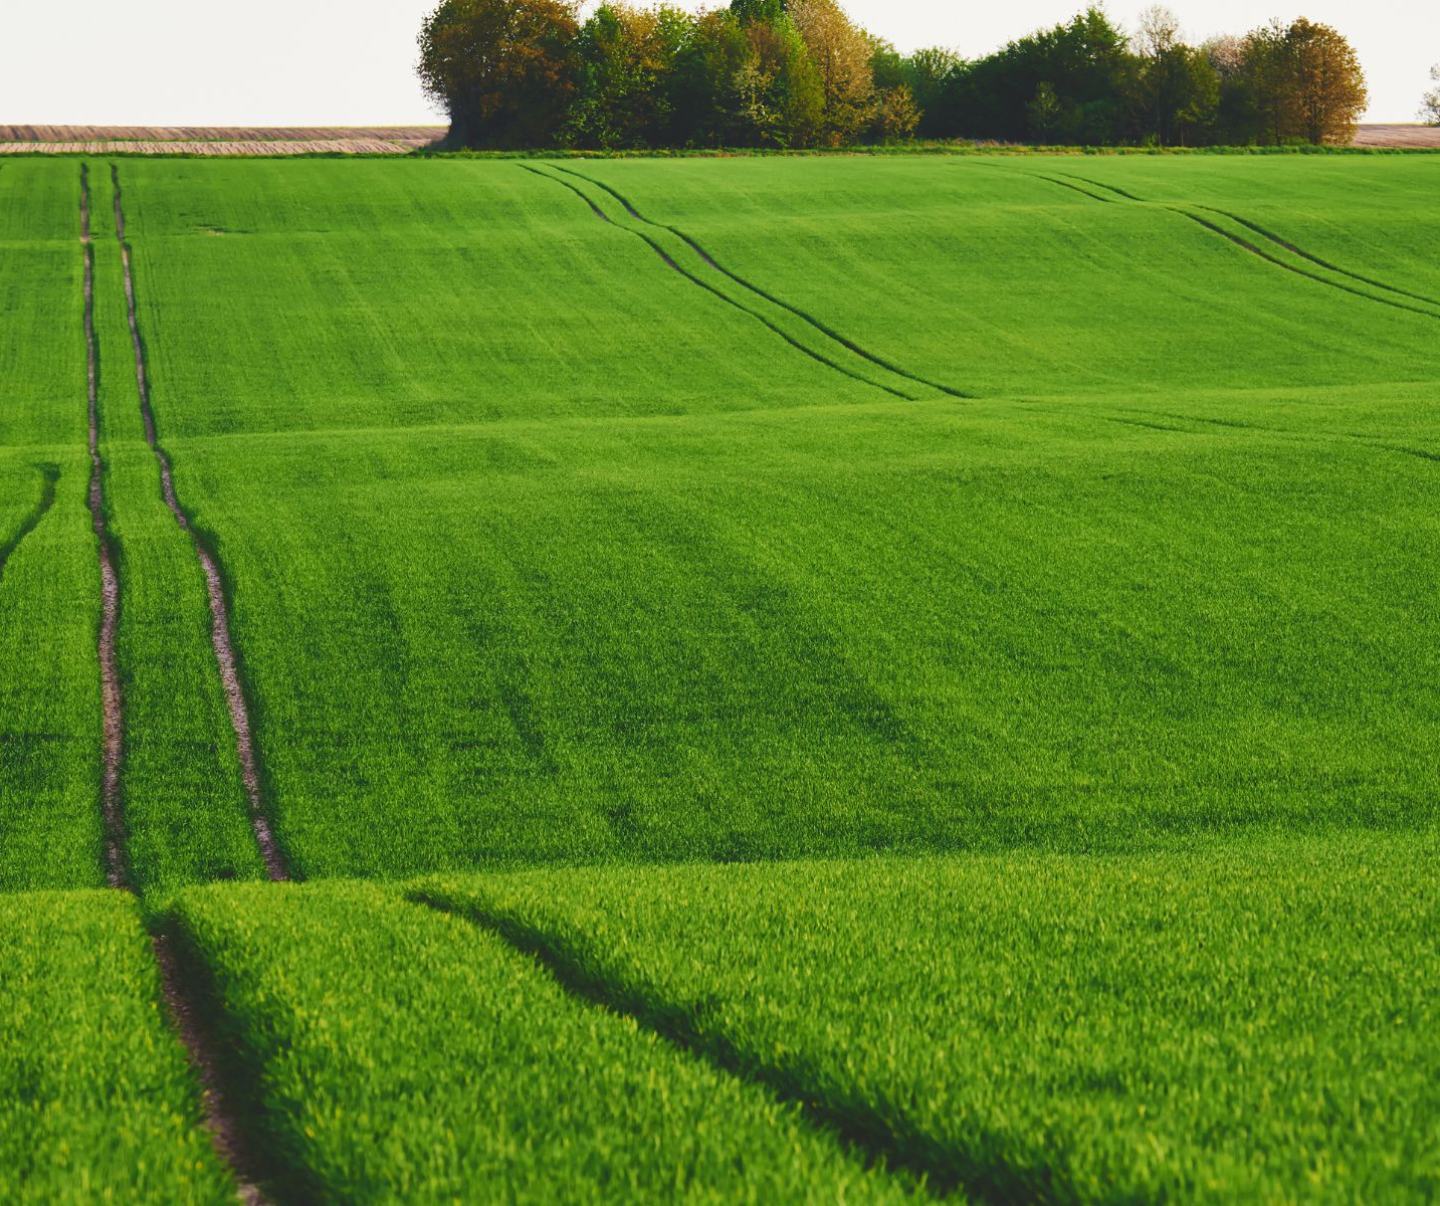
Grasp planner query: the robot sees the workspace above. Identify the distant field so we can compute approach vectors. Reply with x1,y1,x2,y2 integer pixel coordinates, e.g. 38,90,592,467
0,152,1436,1200
1352,123,1440,147
0,124,443,155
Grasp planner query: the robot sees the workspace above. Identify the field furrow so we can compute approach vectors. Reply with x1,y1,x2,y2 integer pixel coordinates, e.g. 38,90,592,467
80,165,129,890
418,838,1440,1203
526,163,925,400
549,163,972,400
109,165,290,883
166,881,909,1202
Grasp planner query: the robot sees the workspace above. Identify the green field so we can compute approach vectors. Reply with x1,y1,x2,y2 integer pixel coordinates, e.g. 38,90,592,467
0,151,1436,1200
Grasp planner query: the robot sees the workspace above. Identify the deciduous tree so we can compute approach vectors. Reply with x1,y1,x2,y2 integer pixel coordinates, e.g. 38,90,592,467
1281,18,1367,144
790,0,877,145
418,0,580,147
1420,64,1440,125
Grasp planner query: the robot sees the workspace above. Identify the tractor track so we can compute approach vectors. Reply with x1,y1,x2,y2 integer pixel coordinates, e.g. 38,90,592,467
523,165,917,400
110,165,291,883
81,165,129,890
0,463,59,588
84,163,277,1206
1040,169,1440,320
550,164,972,400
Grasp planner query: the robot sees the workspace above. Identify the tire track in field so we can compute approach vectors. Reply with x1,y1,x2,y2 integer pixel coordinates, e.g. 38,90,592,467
523,165,915,400
549,164,972,401
110,165,291,883
1048,170,1440,320
84,164,276,1206
81,165,129,890
1192,205,1440,309
0,464,59,588
151,924,277,1206
411,892,1044,1203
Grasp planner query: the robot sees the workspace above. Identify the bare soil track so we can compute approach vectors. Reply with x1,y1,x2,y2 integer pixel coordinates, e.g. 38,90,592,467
151,928,271,1205
110,166,291,883
80,164,277,1204
80,165,129,891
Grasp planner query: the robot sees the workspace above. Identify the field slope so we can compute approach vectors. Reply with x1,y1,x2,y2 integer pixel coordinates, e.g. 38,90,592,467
0,152,1435,1200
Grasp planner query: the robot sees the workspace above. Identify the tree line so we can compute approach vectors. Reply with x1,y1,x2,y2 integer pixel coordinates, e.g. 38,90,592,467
418,0,1372,150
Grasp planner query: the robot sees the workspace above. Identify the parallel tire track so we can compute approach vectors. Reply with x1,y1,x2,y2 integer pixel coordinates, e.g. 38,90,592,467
1168,208,1440,321
1052,170,1440,318
522,165,917,401
1192,205,1440,308
551,165,971,400
83,164,277,1206
81,164,129,891
110,165,291,882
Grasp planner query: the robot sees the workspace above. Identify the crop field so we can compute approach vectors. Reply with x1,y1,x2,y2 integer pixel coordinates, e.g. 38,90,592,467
0,151,1436,1200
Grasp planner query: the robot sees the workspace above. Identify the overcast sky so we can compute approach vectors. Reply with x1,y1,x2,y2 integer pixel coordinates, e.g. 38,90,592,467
1,0,1433,127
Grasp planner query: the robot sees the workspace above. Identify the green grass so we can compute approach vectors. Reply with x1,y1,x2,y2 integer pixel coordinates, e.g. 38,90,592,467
417,835,1440,1202
168,879,904,1202
96,155,1439,879
86,166,265,893
0,161,102,891
0,890,231,1201
0,152,1435,1199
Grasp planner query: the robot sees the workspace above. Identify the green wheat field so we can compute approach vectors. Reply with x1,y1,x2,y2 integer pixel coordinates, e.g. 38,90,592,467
1,152,1436,1201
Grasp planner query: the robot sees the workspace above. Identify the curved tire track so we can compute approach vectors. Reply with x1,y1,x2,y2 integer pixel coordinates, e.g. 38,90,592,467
0,463,59,587
1051,170,1440,318
551,164,972,400
110,165,291,882
523,165,917,401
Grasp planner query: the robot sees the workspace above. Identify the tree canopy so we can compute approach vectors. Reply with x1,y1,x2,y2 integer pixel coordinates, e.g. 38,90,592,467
417,0,1370,149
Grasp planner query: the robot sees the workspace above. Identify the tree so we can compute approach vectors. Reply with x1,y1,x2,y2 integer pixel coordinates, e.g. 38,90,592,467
896,47,966,137
1420,64,1440,125
1280,18,1367,144
872,83,920,141
732,11,825,146
790,0,877,144
564,4,692,148
1131,9,1218,145
418,0,580,147
953,8,1134,143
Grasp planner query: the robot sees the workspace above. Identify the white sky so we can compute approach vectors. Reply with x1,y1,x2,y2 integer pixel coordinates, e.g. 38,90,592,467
0,0,1432,127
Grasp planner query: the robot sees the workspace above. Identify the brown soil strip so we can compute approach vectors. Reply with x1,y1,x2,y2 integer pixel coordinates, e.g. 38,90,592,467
2,140,428,157
80,165,130,891
110,165,291,882
151,929,271,1205
1352,124,1440,148
1,124,443,142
